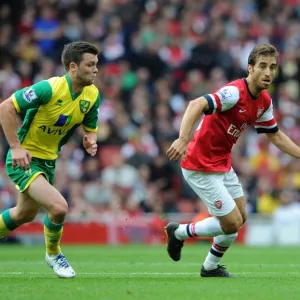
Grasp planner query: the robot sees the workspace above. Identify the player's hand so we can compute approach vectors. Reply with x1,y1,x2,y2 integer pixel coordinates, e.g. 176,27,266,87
11,146,32,170
166,138,188,162
83,135,98,156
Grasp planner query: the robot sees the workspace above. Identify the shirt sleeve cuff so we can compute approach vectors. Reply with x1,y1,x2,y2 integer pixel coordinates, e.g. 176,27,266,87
203,94,214,115
256,126,279,134
83,125,98,132
11,94,21,113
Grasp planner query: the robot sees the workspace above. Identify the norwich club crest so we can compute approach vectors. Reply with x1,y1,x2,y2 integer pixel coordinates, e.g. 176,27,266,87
79,100,90,113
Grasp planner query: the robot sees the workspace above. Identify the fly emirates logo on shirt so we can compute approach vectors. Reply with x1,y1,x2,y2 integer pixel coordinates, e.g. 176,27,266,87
227,123,250,138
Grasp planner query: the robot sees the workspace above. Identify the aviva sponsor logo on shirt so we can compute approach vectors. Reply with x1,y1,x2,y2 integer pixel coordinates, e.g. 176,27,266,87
38,114,72,135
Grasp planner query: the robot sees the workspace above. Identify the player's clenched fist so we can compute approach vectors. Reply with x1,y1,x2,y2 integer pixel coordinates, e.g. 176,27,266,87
11,146,32,170
166,138,187,162
83,135,98,156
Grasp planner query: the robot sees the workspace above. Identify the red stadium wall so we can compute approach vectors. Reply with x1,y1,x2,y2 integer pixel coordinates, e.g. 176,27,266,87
12,220,246,244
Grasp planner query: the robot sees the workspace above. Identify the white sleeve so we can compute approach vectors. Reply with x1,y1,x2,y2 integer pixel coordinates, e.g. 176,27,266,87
254,102,278,133
204,85,240,114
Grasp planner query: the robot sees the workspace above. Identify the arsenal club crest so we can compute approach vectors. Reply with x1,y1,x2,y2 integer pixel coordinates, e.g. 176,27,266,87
214,200,222,209
257,108,264,118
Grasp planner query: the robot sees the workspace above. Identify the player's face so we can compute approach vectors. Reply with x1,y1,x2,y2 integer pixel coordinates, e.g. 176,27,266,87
248,55,277,91
76,53,98,86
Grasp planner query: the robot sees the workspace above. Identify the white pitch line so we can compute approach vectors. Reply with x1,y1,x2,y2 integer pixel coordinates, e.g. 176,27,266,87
2,261,300,267
0,272,196,276
0,271,299,276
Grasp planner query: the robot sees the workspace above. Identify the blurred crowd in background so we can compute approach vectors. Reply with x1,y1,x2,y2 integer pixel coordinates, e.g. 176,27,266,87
0,0,300,222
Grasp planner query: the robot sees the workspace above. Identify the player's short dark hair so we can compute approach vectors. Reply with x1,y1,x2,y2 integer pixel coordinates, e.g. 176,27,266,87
248,43,279,66
61,41,99,71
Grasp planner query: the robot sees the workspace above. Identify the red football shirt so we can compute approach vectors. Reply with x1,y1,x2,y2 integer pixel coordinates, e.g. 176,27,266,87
181,78,278,172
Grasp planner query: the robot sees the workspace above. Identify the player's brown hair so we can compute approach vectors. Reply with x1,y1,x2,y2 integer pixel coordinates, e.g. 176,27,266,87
248,43,279,66
61,41,99,71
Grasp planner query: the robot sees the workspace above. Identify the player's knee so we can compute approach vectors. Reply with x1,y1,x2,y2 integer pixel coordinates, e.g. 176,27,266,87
221,215,243,234
222,224,239,234
49,201,68,220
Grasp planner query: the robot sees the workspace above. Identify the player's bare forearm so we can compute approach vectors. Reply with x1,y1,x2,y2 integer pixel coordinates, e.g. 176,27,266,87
83,131,97,143
0,98,21,149
266,130,300,158
179,96,209,142
167,97,209,162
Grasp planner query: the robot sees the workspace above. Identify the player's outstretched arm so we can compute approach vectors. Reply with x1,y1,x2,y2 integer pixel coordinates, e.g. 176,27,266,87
0,98,31,169
166,96,209,162
266,130,300,158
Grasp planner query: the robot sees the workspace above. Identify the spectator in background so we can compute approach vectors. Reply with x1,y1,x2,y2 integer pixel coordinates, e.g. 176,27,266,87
34,6,62,58
0,0,299,221
272,190,300,245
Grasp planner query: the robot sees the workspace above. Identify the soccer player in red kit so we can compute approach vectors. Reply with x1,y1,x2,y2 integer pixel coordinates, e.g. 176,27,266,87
165,44,300,277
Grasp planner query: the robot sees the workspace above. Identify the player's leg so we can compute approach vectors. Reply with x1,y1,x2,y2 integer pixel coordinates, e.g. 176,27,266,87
165,206,241,260
165,169,242,277
4,153,74,277
166,169,243,240
1,151,42,237
235,196,247,224
27,175,67,255
0,192,40,237
201,216,239,275
201,169,246,276
200,196,246,275
26,175,75,278
223,167,247,225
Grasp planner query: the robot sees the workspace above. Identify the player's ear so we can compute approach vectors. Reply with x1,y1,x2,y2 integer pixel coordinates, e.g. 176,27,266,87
69,62,77,71
248,64,253,74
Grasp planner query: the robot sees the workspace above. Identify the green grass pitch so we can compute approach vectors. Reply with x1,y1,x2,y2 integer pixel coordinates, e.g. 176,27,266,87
1,243,300,300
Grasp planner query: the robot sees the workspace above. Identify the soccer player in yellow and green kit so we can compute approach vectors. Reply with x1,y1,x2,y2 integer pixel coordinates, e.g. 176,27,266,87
0,41,100,278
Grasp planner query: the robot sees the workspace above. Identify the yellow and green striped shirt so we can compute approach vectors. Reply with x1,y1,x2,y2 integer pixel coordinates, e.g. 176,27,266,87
12,74,100,160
